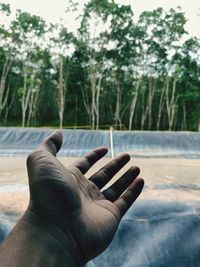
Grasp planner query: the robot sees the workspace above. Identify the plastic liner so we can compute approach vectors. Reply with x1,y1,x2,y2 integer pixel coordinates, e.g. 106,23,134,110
0,127,200,158
0,199,199,267
0,127,199,266
88,200,200,267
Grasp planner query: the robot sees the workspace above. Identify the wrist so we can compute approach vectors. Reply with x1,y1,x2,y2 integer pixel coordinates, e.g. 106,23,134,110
0,209,86,267
24,209,86,266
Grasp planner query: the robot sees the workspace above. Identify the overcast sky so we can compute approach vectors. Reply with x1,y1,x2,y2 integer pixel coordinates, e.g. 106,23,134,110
1,0,200,38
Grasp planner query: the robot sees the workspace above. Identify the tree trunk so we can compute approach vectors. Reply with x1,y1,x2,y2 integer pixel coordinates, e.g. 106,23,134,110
0,56,12,124
32,87,40,126
147,77,156,130
129,79,140,130
27,81,40,127
157,78,166,130
4,88,16,125
182,104,187,130
58,55,66,129
90,67,96,130
21,66,31,127
166,76,178,130
114,79,122,130
95,72,102,130
88,57,103,130
141,79,148,130
81,85,91,125
27,86,34,127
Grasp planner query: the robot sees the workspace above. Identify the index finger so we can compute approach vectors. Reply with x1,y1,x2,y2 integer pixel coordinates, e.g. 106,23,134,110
73,147,108,174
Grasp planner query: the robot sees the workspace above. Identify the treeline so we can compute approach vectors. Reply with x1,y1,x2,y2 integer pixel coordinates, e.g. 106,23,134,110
0,1,200,130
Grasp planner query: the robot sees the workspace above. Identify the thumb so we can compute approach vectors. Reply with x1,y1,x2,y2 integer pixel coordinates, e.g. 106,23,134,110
42,130,63,156
26,130,63,183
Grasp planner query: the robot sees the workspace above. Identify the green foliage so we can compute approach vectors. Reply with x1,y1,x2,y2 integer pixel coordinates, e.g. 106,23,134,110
0,1,200,130
13,10,46,35
0,3,11,16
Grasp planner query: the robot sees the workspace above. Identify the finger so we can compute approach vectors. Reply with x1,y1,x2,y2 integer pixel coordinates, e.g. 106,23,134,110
26,130,63,178
114,178,144,219
73,147,108,174
42,130,63,156
102,166,140,202
89,153,130,189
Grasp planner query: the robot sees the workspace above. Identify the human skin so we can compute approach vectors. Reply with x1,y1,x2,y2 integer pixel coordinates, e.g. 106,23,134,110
0,130,144,267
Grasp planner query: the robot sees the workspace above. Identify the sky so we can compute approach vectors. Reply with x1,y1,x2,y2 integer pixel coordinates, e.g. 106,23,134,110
1,0,200,38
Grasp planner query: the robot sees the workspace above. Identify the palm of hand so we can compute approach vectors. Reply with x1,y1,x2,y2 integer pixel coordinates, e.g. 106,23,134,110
26,131,144,261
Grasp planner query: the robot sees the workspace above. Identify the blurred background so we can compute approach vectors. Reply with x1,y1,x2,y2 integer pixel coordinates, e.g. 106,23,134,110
0,1,200,267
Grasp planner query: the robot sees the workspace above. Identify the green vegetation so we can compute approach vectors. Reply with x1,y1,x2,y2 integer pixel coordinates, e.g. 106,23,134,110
0,1,200,130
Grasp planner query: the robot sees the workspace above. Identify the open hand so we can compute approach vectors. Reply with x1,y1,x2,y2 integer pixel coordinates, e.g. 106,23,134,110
26,130,144,262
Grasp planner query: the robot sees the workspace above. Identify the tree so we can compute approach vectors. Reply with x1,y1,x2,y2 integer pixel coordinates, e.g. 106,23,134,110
135,7,187,130
173,37,200,130
0,2,199,131
77,0,111,129
0,3,13,124
49,23,74,128
10,10,46,126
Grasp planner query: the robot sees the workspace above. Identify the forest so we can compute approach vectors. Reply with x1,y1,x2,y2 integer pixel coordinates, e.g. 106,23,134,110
0,0,200,131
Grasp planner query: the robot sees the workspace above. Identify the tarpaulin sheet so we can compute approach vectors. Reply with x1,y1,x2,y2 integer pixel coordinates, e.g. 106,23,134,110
0,128,200,266
0,127,200,157
88,200,200,267
0,198,200,267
